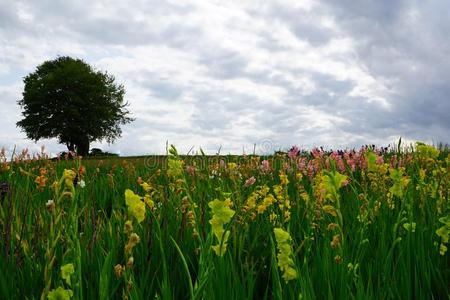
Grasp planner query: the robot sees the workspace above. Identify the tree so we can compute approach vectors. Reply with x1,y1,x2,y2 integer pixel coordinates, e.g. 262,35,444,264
17,56,133,156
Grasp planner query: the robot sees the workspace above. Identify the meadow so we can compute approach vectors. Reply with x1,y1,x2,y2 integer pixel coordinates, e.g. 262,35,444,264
0,143,449,299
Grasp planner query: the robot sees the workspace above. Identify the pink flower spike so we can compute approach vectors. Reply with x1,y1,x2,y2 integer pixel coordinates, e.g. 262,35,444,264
288,146,299,159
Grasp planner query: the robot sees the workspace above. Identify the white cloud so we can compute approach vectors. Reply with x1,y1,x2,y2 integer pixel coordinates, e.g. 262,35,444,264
0,0,449,156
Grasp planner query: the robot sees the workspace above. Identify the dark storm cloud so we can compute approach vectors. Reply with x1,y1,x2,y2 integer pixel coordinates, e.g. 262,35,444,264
319,0,450,144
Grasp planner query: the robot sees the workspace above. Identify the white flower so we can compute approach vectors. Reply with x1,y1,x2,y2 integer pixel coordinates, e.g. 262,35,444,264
46,199,55,211
79,179,86,188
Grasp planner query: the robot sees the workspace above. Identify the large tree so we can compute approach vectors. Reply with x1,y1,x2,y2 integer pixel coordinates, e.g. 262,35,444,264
17,56,133,156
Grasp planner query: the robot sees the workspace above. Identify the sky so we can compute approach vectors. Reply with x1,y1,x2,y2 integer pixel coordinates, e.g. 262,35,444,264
1,0,449,156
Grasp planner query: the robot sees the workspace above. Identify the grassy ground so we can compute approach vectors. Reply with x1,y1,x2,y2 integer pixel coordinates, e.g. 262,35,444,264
0,144,449,299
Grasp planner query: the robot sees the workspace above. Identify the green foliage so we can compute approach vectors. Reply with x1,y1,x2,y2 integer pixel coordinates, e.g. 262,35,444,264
16,56,133,156
0,143,449,299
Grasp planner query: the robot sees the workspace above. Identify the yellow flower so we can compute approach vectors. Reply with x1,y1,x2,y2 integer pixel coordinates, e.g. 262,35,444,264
114,264,124,278
224,198,233,208
321,170,347,201
211,231,231,256
143,195,154,209
125,233,140,254
389,168,409,198
274,228,297,282
63,169,76,188
61,263,74,286
35,175,47,187
416,142,439,159
208,199,235,224
263,195,275,206
47,287,73,300
322,205,337,216
269,212,277,223
279,172,289,186
227,162,237,170
124,220,133,234
125,189,146,223
141,182,152,192
257,204,267,214
208,199,235,257
167,158,184,179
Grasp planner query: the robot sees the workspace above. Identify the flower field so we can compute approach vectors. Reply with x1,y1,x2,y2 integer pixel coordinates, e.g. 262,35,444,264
0,143,449,299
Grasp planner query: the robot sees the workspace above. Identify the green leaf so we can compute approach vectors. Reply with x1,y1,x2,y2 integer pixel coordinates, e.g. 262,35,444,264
99,252,112,300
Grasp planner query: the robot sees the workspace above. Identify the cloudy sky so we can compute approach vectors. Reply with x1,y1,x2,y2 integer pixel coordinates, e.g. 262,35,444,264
1,0,449,156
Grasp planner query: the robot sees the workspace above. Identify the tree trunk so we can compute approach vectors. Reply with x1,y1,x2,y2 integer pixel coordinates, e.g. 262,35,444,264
75,136,90,157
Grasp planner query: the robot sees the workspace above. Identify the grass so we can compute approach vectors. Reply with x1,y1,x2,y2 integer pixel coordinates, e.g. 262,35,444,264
0,143,449,299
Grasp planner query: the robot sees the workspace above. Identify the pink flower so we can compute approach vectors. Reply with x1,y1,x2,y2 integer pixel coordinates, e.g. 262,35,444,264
244,176,256,187
376,155,384,165
288,146,299,159
219,159,226,169
260,160,271,172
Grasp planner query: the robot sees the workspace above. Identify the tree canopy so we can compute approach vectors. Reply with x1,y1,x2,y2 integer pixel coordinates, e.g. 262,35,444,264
17,56,133,156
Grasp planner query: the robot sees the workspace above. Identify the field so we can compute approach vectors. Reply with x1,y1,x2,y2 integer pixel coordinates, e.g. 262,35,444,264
0,143,449,299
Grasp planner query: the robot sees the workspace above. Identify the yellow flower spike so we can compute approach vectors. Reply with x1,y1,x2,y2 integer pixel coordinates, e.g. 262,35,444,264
279,172,289,186
124,189,146,223
274,228,297,282
208,199,235,257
